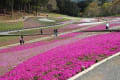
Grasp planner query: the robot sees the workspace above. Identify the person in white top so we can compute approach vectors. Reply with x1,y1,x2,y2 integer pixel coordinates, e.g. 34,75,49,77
106,23,109,30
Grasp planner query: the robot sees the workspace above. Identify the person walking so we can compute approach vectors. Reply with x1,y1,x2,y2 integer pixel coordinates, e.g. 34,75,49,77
40,29,43,35
20,35,24,45
54,29,56,36
106,23,109,30
20,37,22,45
54,29,58,37
55,29,58,37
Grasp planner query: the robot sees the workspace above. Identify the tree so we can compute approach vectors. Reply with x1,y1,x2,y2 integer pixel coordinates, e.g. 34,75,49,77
77,1,90,12
56,0,80,16
101,0,120,16
111,0,120,15
98,0,108,5
11,0,14,18
5,0,15,18
85,2,101,17
102,2,112,16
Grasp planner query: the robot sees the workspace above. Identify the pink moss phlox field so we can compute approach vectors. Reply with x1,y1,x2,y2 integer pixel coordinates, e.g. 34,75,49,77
1,32,120,80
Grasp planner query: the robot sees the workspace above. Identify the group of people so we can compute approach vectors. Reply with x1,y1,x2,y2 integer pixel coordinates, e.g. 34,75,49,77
40,29,43,35
40,29,58,37
54,29,58,37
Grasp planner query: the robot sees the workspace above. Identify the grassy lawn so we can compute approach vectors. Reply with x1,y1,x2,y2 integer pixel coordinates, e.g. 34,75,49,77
0,22,23,32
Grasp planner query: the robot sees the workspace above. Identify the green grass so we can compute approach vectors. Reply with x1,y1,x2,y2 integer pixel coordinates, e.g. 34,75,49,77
0,21,24,32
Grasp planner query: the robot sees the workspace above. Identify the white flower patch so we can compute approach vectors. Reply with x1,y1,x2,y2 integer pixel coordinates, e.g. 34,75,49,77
38,18,55,22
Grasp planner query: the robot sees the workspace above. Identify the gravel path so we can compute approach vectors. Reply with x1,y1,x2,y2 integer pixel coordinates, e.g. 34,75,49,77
74,55,120,80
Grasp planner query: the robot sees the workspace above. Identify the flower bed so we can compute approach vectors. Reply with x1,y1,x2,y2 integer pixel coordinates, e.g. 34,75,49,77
1,32,120,80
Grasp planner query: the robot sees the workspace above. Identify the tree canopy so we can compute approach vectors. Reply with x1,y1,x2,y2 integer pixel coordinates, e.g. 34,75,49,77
0,0,119,17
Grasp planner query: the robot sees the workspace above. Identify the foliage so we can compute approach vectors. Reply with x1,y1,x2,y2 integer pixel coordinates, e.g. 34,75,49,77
0,0,120,17
84,2,101,17
101,0,120,16
0,0,49,17
56,0,80,16
111,0,120,15
102,2,113,16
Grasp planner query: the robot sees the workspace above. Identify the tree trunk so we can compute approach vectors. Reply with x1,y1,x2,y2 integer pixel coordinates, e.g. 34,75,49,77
11,0,14,18
19,3,21,13
29,2,31,13
36,7,38,16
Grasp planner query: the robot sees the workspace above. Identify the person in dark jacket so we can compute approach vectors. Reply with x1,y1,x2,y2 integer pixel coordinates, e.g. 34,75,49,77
20,35,24,45
40,29,43,35
55,29,58,36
